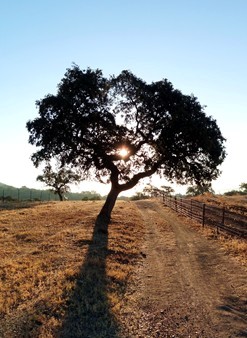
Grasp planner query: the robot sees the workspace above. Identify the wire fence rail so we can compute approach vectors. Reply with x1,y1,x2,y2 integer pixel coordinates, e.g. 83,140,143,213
163,195,247,239
0,187,102,204
1,188,60,202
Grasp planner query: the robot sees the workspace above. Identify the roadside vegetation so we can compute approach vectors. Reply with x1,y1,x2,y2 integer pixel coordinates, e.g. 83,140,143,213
224,182,247,196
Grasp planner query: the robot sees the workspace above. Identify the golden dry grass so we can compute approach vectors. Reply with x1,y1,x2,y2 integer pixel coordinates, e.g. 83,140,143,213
0,201,144,338
190,222,247,265
1,197,246,337
192,193,247,215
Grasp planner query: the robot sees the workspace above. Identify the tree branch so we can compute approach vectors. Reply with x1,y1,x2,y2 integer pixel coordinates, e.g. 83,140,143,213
118,164,159,191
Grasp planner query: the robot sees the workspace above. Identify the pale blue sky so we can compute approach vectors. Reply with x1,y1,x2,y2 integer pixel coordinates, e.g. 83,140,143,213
1,0,247,194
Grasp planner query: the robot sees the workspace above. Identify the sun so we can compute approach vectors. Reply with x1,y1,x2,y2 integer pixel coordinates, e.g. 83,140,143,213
118,147,129,158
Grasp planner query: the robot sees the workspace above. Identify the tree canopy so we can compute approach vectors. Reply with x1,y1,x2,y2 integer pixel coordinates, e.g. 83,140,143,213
37,163,81,201
186,183,215,197
239,182,247,194
27,65,226,219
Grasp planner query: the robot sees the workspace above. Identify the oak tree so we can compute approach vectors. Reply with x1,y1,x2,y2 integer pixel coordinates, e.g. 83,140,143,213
37,163,81,201
239,182,247,194
27,65,226,221
186,184,215,197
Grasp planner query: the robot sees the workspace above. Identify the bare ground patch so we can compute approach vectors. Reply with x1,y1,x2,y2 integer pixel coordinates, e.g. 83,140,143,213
130,200,247,338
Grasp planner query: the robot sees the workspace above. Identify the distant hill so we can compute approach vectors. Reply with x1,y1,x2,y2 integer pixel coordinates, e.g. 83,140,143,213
0,182,16,189
0,182,102,201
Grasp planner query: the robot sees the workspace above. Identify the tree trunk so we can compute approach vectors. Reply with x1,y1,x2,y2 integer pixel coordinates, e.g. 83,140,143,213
58,192,64,201
98,186,120,222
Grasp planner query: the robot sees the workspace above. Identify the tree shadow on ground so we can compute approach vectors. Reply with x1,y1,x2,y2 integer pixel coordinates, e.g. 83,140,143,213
217,295,247,337
58,217,121,338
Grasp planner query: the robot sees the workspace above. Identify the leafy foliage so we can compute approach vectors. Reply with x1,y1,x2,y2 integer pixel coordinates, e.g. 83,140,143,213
239,182,247,194
186,184,215,196
224,182,247,196
161,185,175,195
80,191,102,201
224,190,241,196
130,192,149,201
37,163,81,201
27,65,226,216
142,184,171,197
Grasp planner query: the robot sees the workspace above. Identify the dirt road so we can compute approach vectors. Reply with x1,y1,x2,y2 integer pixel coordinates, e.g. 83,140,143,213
125,200,247,337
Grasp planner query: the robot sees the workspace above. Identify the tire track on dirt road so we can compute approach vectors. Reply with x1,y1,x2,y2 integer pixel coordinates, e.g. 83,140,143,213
132,199,247,338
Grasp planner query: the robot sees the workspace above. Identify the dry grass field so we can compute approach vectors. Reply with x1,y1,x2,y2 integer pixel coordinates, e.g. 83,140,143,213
0,201,144,337
0,198,246,337
192,193,247,215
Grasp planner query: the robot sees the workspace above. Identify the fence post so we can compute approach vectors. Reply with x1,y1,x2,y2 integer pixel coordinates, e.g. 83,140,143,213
202,203,205,227
175,196,177,212
217,206,225,235
222,207,225,226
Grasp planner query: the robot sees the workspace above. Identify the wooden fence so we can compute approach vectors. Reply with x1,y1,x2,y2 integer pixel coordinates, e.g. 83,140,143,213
163,195,247,238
